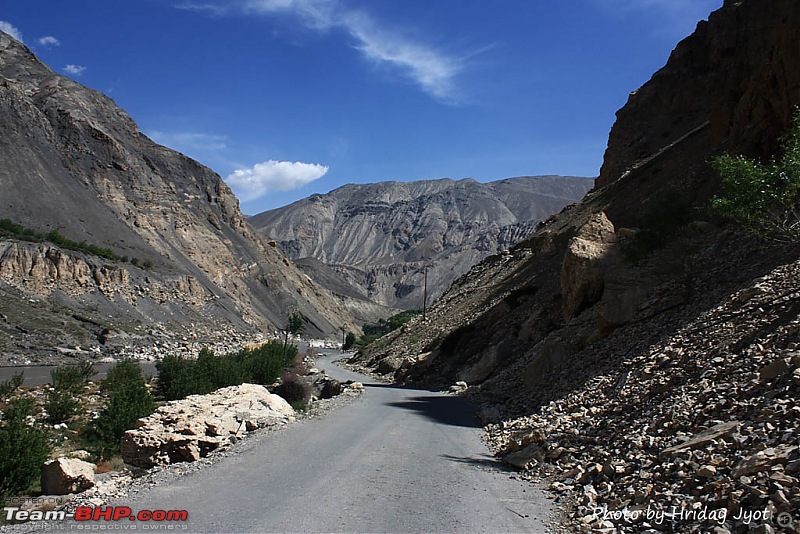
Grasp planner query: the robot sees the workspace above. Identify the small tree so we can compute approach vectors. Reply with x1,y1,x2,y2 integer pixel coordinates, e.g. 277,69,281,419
281,312,304,357
711,111,800,238
90,361,154,458
0,398,52,507
45,365,88,424
343,332,356,350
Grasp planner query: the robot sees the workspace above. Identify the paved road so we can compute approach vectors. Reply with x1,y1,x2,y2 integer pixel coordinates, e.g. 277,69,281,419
0,362,158,387
98,352,556,532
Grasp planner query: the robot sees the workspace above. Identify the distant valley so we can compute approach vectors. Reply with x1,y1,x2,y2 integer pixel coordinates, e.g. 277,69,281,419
250,176,593,313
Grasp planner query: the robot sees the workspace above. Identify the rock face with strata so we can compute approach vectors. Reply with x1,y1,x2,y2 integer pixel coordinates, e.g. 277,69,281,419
0,32,360,364
121,384,294,468
250,176,593,310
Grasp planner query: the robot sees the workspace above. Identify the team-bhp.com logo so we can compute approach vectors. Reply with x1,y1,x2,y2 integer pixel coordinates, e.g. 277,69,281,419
5,506,188,523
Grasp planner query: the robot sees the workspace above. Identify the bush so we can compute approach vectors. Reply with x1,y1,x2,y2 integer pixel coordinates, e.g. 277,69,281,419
0,372,23,399
0,398,52,507
89,361,155,458
711,110,800,238
360,310,421,345
156,342,296,401
274,371,312,408
246,343,296,386
343,332,356,350
50,366,86,394
44,389,80,424
45,365,89,424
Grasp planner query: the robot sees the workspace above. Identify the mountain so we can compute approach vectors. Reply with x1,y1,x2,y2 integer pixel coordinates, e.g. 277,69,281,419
250,176,593,310
349,0,800,529
0,32,359,364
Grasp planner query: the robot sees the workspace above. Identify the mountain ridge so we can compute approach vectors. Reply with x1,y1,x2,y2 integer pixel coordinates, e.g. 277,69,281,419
250,175,593,310
0,31,359,363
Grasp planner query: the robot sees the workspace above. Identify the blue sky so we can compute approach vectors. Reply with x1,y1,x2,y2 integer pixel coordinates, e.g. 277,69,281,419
2,0,722,214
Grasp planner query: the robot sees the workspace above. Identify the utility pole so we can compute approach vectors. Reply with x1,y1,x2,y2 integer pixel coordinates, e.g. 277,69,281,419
422,265,428,321
341,325,346,352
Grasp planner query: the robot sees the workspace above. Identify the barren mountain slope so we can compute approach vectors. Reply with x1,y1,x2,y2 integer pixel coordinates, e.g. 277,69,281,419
350,1,800,530
251,176,592,309
0,33,359,363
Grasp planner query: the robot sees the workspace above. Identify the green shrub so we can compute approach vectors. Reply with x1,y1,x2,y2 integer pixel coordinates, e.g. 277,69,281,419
0,398,52,507
50,366,86,394
156,342,296,401
360,310,421,345
711,110,800,237
45,365,89,424
155,354,202,401
44,389,80,424
343,332,356,350
0,372,24,399
89,361,155,458
245,343,296,386
0,219,121,260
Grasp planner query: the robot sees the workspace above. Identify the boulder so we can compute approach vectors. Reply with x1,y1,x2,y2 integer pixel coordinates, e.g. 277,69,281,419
560,213,617,320
122,383,294,468
41,458,95,495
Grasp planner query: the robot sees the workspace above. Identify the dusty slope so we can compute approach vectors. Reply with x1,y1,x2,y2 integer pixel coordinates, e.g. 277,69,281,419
251,176,592,310
349,0,800,530
0,32,359,363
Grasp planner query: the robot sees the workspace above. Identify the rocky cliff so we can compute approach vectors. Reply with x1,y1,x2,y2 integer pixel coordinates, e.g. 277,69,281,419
0,32,359,364
349,1,800,530
250,176,592,310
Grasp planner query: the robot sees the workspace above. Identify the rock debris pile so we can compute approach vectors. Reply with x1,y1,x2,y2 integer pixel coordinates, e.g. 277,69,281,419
486,259,800,533
120,383,295,468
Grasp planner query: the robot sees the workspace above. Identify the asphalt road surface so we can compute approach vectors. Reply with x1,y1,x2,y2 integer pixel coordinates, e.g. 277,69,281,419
92,352,557,532
0,362,158,387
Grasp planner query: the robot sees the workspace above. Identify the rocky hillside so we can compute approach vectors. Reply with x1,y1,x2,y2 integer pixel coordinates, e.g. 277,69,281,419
0,32,359,364
250,176,592,310
350,0,800,531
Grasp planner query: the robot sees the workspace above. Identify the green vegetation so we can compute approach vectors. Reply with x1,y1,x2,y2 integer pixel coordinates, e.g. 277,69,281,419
0,372,23,399
343,332,357,350
0,398,52,507
87,360,154,458
156,342,297,401
711,111,800,238
0,219,154,266
45,365,92,424
0,219,121,261
357,310,421,347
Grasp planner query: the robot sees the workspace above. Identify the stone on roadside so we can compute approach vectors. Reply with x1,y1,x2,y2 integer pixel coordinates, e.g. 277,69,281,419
41,458,96,495
121,383,294,469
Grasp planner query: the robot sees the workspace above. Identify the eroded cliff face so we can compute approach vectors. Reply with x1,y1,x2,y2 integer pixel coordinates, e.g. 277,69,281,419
350,0,800,391
0,32,359,362
251,176,593,309
598,0,800,189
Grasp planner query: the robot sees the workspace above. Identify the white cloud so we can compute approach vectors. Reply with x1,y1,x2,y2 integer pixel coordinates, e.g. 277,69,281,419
64,64,87,76
182,0,463,102
38,35,60,47
0,21,23,43
226,160,329,200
